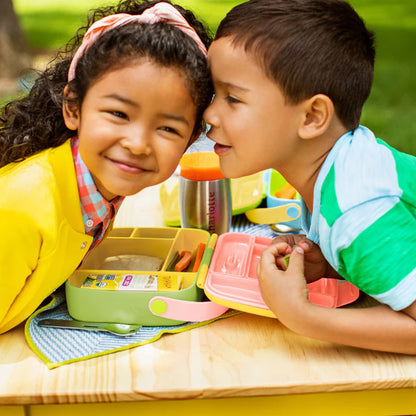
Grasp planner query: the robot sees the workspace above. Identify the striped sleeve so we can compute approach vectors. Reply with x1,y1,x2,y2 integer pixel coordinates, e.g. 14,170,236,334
332,198,416,310
318,131,416,310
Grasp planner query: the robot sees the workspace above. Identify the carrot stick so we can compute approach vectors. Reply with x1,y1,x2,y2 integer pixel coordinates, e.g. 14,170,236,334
192,243,206,272
274,183,296,199
174,250,193,272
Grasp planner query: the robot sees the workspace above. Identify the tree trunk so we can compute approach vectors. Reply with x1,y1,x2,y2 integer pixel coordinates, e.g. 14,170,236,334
0,0,31,92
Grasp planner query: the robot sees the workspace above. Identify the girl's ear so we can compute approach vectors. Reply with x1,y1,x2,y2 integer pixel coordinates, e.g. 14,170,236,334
62,85,80,131
298,94,334,140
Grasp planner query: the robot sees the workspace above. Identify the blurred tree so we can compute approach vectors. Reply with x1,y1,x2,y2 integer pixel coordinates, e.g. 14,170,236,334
0,0,31,88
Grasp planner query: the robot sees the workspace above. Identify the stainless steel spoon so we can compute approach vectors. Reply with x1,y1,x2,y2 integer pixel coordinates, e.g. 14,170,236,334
270,223,300,234
38,319,142,336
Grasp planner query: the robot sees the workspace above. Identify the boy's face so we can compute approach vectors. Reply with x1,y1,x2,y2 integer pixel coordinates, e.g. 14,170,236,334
64,60,196,200
204,37,303,178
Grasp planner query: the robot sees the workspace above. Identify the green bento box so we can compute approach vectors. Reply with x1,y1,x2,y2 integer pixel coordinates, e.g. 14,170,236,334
65,227,211,326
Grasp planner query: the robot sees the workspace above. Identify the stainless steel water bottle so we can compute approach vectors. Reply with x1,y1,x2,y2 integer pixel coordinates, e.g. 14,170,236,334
179,152,231,235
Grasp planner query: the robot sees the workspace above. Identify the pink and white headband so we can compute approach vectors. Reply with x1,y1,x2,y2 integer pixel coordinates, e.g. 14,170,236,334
68,2,207,82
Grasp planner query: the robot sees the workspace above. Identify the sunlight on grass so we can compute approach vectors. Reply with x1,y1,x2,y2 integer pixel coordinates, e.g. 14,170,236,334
350,1,416,153
14,0,115,50
351,0,416,29
13,0,240,49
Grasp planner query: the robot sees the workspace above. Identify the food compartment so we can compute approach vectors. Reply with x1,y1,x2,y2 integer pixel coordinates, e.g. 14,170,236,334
80,238,173,271
131,227,178,239
165,228,210,288
108,227,135,237
209,232,252,276
247,236,272,278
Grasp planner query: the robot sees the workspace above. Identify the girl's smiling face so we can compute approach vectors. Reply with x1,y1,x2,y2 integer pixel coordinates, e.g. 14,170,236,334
63,60,197,200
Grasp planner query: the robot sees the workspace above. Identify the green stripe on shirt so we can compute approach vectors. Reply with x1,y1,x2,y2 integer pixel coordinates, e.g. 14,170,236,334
377,138,416,205
320,165,343,226
338,199,416,295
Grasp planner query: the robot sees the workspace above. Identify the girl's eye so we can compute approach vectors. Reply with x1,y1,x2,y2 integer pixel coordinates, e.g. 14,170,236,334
225,95,241,104
110,111,128,119
160,126,181,136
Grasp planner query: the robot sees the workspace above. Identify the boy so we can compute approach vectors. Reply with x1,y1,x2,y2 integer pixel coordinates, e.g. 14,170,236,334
203,0,416,354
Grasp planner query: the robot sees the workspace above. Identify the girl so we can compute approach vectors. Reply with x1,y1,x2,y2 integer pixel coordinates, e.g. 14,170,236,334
0,0,213,334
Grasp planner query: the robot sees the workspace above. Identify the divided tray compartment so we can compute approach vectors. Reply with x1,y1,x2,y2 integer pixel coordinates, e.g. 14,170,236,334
204,233,273,314
203,233,360,317
80,236,174,271
65,227,210,326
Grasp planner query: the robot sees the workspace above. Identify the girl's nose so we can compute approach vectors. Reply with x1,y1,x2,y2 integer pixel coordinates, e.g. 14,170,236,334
120,130,152,156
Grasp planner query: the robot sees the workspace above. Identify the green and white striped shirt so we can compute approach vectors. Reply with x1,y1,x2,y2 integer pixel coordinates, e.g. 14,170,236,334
301,126,416,310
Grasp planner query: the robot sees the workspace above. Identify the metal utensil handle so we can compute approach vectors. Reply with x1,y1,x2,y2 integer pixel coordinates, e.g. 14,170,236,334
38,319,138,337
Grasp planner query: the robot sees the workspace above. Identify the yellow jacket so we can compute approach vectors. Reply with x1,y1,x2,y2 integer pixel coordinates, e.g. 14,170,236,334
0,141,94,334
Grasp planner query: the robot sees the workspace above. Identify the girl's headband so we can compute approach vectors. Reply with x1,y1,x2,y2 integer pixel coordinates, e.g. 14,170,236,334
68,2,207,82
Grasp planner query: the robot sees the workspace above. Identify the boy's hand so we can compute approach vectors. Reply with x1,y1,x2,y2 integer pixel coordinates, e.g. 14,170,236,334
257,245,310,323
269,234,338,282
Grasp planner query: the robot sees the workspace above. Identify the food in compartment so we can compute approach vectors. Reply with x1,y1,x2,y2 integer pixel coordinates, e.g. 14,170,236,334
101,254,163,271
81,273,182,291
192,243,206,272
274,182,297,199
174,251,193,272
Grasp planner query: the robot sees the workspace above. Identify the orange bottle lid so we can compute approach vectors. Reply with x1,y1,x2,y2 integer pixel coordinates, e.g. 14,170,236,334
179,152,225,181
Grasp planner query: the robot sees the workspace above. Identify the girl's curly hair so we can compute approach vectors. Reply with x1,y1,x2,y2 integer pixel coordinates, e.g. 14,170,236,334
0,0,213,167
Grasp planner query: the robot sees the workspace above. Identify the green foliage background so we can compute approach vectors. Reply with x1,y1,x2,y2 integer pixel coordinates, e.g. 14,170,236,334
9,0,416,154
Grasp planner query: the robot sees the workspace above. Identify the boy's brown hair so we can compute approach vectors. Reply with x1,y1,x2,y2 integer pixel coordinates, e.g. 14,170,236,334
215,0,375,130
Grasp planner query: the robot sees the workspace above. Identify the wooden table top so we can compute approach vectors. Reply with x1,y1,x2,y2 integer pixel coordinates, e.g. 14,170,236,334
1,184,416,406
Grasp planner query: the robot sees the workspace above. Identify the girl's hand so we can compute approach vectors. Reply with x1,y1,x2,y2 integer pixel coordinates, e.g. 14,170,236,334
269,234,338,282
257,245,310,324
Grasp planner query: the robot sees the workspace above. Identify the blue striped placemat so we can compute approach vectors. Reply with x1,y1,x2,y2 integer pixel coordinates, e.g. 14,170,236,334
25,218,290,369
25,290,240,369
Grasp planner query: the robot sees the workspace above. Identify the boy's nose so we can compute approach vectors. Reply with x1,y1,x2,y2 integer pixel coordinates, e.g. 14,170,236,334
203,100,218,127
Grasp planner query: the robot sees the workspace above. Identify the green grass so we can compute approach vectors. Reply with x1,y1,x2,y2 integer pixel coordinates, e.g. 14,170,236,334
350,0,416,154
8,0,416,155
13,0,241,50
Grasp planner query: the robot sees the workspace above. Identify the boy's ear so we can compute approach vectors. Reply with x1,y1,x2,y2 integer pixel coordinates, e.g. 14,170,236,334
62,85,80,131
298,94,334,140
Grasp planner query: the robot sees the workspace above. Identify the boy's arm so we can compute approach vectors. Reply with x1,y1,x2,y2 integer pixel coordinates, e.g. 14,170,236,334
295,298,416,354
258,245,416,354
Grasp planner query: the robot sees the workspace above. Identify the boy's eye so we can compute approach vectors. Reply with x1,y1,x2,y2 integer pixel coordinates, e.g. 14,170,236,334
225,95,241,104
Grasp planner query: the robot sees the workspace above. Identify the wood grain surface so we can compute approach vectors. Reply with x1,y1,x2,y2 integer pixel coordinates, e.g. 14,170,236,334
1,184,416,406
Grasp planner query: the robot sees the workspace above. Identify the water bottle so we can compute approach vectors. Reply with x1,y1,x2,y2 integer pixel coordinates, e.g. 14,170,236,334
179,152,231,235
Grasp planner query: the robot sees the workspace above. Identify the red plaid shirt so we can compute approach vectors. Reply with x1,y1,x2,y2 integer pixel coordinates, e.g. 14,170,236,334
71,137,124,251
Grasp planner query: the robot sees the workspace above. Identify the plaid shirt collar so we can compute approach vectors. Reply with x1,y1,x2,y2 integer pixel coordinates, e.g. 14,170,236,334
71,137,124,249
